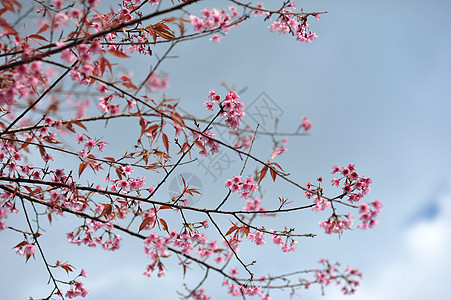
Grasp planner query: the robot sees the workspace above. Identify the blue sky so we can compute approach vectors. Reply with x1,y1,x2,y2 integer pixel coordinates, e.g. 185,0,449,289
1,0,451,299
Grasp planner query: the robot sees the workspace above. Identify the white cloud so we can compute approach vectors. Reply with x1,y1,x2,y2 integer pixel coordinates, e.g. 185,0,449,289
324,187,451,300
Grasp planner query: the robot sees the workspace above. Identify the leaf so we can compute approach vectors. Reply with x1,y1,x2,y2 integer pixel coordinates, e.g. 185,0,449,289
60,263,75,274
108,48,130,58
139,217,154,232
20,137,33,149
103,157,115,162
159,219,169,233
122,81,137,90
153,22,176,40
185,188,201,196
36,24,49,34
258,166,268,184
146,26,158,43
28,34,48,43
271,162,285,172
99,56,112,75
162,133,169,153
13,240,29,249
115,167,123,180
153,150,170,159
139,117,147,135
159,205,173,210
177,142,190,154
270,168,277,182
225,223,238,236
177,21,185,36
73,121,87,131
2,0,22,13
98,204,112,218
170,112,185,128
0,18,17,35
43,136,60,144
193,140,205,152
78,162,87,177
270,148,284,160
38,144,46,158
241,226,250,237
25,253,33,263
146,124,159,134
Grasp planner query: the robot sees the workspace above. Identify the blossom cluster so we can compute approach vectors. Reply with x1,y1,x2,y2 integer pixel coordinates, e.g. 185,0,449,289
192,129,220,157
269,12,318,43
306,165,382,234
358,200,383,229
65,280,89,299
243,198,266,213
67,221,122,251
205,90,245,130
222,279,268,299
331,164,372,203
232,129,254,149
252,2,320,43
225,175,258,199
190,288,211,300
190,6,241,42
146,72,169,92
300,116,313,131
0,60,54,108
14,242,36,258
143,230,232,278
319,213,353,235
313,259,362,295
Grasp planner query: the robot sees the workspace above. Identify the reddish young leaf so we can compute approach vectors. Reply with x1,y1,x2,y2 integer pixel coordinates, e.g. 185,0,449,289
99,56,113,75
153,22,176,40
2,0,22,13
108,48,130,58
271,162,285,172
98,204,112,218
139,217,154,232
122,81,138,90
270,148,284,160
193,140,205,152
162,133,169,153
177,142,190,154
38,144,46,158
159,219,169,233
43,136,60,144
36,24,49,34
258,166,268,184
28,34,48,43
185,188,201,196
159,205,173,210
25,253,34,263
0,18,17,35
270,168,277,182
13,240,29,249
170,112,185,127
73,121,87,131
225,223,239,236
78,162,87,177
60,263,75,274
65,122,75,133
146,124,159,134
115,166,123,180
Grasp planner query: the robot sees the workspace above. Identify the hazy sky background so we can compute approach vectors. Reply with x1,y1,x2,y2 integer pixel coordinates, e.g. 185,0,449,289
1,0,451,299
